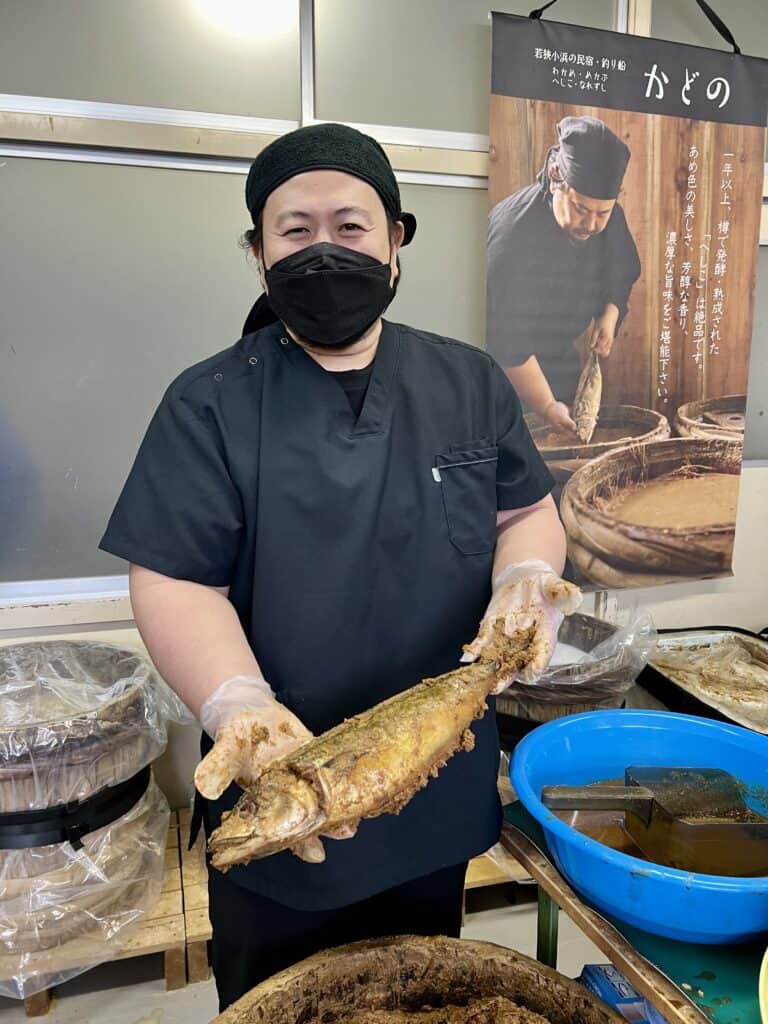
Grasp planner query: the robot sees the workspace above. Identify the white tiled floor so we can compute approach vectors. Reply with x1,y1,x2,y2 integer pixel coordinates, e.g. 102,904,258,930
0,885,603,1023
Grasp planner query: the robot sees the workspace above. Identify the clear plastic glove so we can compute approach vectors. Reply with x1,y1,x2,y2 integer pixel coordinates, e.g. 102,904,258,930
461,560,582,693
193,676,357,843
194,675,313,800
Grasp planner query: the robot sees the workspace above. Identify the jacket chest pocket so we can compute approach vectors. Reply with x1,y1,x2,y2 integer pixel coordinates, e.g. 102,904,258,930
434,443,499,555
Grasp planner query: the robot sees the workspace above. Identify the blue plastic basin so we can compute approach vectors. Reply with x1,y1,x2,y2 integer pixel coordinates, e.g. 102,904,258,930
511,710,768,944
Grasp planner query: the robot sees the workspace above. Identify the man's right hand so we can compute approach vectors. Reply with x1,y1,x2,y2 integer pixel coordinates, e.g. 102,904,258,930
194,675,313,800
543,400,578,435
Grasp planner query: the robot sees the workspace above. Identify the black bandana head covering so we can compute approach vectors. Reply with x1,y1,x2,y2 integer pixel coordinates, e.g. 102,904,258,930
555,116,630,201
245,122,416,244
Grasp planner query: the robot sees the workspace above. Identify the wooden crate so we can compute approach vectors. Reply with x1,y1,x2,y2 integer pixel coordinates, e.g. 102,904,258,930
178,806,531,986
9,813,186,1018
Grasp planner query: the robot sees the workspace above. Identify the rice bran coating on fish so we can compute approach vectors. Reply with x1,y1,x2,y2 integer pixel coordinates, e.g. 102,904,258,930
208,625,536,870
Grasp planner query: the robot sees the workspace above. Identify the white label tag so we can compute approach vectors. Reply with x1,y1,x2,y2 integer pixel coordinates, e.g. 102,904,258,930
432,467,442,483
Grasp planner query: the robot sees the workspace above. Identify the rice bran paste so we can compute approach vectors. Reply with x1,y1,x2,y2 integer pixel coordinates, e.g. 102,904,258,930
606,473,738,529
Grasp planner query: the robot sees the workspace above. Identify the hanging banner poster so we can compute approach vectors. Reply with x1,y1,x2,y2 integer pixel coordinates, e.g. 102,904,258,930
487,10,768,589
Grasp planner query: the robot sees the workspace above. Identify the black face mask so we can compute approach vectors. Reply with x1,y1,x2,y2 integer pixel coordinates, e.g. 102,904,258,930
264,242,394,348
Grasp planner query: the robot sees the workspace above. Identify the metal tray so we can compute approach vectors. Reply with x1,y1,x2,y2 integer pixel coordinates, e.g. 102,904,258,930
638,626,768,733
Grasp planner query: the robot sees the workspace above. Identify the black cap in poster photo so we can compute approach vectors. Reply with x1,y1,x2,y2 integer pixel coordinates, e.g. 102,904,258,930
555,116,630,200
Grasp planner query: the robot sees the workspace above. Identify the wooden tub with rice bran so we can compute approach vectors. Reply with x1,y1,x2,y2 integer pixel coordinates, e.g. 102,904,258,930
674,394,746,441
212,935,623,1024
560,437,742,588
525,406,670,485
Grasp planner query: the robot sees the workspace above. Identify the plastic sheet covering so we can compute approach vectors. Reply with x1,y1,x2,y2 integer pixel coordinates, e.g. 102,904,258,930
652,633,768,733
0,640,191,812
0,778,169,999
496,610,656,721
0,641,189,998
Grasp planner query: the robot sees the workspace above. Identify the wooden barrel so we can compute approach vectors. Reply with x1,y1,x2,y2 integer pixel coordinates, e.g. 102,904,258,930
525,406,670,484
560,438,742,589
214,935,623,1024
0,781,169,999
675,394,746,440
0,642,171,992
0,641,161,812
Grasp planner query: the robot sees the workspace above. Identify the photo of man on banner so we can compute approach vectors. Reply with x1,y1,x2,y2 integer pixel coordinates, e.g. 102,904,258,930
486,10,767,589
487,115,640,435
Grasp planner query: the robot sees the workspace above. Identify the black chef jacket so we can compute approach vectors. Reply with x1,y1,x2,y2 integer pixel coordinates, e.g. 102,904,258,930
100,319,553,910
487,179,641,405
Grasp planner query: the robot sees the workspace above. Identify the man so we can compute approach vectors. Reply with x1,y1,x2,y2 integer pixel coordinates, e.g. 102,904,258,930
100,123,574,1011
487,115,641,434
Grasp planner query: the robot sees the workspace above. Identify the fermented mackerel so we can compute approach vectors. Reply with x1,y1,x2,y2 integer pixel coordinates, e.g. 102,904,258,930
207,627,536,870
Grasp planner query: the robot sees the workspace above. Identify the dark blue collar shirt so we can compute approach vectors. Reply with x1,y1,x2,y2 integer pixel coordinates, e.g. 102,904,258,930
100,319,553,910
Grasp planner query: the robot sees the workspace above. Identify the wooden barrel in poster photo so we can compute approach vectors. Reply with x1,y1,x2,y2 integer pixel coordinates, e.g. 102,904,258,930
674,394,746,441
525,406,670,484
213,935,623,1024
560,437,743,589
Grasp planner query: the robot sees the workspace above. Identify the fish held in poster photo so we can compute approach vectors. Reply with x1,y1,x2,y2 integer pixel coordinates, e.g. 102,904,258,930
573,351,603,444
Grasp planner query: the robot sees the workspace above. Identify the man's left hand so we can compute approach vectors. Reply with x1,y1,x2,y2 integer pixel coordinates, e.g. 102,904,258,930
589,306,620,357
462,561,582,693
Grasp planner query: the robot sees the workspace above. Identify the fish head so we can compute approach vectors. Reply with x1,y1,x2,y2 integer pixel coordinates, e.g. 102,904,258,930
208,769,324,871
